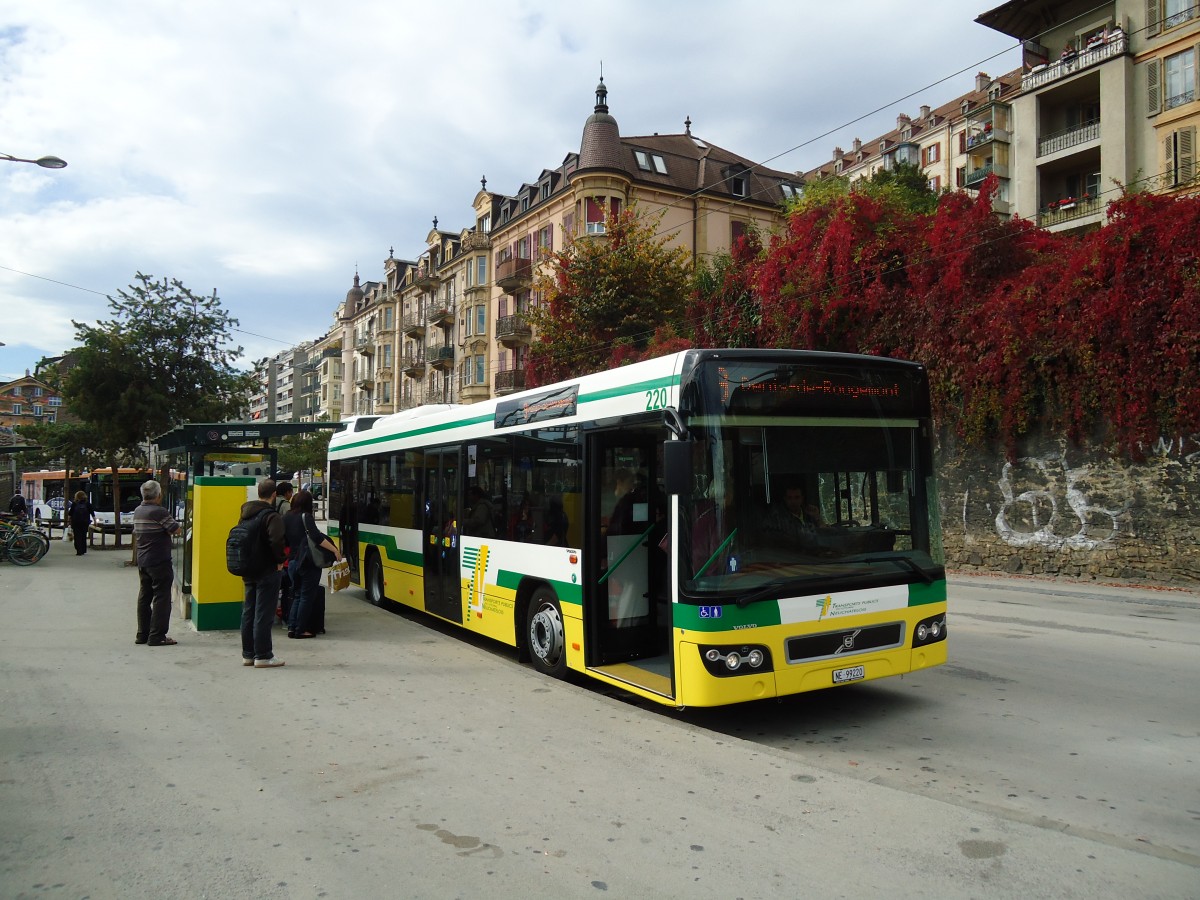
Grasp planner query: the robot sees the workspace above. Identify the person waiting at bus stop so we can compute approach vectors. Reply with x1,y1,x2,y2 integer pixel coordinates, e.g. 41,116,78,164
133,480,181,646
67,490,96,556
283,488,341,640
8,490,28,520
238,479,288,667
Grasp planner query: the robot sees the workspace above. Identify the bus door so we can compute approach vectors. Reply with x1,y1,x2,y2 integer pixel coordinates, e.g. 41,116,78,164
421,447,463,624
588,426,668,667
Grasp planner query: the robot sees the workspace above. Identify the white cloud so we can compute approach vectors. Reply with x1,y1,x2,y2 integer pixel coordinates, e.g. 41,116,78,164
0,0,1019,381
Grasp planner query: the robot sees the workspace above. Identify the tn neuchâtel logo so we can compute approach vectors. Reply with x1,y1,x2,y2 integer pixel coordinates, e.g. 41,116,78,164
816,595,833,621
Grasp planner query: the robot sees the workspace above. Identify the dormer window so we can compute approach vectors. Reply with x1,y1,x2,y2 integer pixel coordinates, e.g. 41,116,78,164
521,196,531,212
730,175,747,197
634,150,669,174
781,183,802,202
540,181,551,201
480,213,491,233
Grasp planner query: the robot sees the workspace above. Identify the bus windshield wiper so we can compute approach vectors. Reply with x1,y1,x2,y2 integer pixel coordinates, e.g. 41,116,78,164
736,580,790,608
861,554,938,584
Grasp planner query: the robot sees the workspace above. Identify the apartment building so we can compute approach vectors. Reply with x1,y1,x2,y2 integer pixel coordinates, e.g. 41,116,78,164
802,69,1024,217
0,373,62,428
977,0,1199,230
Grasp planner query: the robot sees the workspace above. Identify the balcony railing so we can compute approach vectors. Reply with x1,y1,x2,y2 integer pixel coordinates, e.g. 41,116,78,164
1038,119,1100,157
496,313,533,346
496,256,533,291
430,345,455,369
462,231,490,251
494,368,527,394
428,299,455,326
414,267,440,290
356,337,374,355
964,163,1009,187
402,350,425,374
1021,32,1126,92
402,310,427,336
1037,195,1104,228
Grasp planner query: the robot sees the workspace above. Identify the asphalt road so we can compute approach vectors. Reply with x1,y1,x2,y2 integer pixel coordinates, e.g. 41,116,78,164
1,544,1196,899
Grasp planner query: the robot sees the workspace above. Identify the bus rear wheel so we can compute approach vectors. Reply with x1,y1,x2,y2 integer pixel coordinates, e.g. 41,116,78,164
366,551,386,606
526,588,567,679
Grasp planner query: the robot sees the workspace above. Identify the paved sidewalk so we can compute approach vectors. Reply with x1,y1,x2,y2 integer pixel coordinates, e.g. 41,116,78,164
1,540,1196,898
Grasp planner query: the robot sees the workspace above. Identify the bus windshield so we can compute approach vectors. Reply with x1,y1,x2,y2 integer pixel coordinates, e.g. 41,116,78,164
678,358,943,600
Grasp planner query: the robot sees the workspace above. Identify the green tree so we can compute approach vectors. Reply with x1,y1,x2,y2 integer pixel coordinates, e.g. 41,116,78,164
526,205,693,385
274,424,334,478
64,273,255,545
861,161,941,214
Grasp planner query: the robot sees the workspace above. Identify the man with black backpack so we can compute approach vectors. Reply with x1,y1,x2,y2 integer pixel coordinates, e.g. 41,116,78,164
233,480,288,668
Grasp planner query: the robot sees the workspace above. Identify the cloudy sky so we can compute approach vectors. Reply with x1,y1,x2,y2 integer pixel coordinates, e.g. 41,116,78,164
0,0,1019,383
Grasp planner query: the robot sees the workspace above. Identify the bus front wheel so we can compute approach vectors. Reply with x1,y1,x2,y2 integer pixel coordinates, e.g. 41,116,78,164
526,588,567,679
366,550,386,606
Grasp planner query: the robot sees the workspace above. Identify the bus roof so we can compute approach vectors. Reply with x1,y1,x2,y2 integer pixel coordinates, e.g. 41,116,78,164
328,348,925,459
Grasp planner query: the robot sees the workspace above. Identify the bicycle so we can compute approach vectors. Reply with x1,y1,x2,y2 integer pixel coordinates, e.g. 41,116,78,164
0,515,50,565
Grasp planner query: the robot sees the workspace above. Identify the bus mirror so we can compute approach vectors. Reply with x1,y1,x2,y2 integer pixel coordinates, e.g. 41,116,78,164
887,470,906,494
662,441,693,495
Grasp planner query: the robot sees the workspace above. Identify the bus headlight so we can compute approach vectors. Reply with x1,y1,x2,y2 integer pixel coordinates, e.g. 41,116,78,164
698,644,773,677
912,614,947,648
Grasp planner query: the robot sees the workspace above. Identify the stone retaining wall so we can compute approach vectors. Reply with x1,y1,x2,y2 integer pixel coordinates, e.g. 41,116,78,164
938,431,1200,589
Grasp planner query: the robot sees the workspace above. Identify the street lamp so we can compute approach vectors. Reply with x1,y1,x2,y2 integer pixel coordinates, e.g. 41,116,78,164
1,152,68,169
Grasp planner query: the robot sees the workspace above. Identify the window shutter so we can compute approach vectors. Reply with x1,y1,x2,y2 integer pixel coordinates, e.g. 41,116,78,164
1146,0,1160,36
1148,59,1162,113
1179,126,1196,183
1165,133,1176,183
958,131,966,154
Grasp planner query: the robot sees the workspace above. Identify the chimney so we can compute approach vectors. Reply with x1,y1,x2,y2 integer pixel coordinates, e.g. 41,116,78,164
852,138,862,153
896,113,911,130
976,72,990,92
833,146,844,160
920,105,931,120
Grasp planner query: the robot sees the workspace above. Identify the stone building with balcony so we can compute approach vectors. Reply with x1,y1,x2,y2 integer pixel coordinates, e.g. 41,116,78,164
467,78,800,402
977,0,1199,231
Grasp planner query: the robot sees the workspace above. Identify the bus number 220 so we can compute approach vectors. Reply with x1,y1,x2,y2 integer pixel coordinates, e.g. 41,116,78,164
645,387,668,411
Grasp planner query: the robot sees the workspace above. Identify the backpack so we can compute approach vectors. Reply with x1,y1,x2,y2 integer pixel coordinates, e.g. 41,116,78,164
226,508,273,576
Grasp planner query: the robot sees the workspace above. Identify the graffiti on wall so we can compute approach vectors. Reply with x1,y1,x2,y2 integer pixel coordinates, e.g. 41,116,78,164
991,452,1133,550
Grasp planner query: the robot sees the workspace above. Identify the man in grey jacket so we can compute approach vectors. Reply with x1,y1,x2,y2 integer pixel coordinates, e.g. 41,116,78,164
133,480,181,646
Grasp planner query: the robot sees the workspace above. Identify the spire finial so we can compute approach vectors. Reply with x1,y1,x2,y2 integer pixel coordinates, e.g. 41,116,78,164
432,215,438,230
684,115,692,136
481,175,487,190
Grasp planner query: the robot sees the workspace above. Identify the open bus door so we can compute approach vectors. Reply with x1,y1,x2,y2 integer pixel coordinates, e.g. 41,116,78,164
587,426,670,669
421,446,462,624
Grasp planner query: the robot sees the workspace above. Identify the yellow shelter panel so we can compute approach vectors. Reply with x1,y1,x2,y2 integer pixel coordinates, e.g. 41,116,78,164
191,476,255,628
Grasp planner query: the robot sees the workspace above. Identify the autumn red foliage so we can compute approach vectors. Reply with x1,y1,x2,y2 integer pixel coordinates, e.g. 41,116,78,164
691,177,1200,457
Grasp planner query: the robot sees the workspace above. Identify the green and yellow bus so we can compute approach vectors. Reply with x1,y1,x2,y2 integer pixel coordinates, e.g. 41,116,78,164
326,348,946,708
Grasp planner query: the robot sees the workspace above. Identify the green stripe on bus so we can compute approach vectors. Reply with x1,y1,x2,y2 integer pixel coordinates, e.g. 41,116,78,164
358,531,422,567
908,579,947,605
673,603,782,631
194,476,256,486
332,373,682,456
496,569,582,605
578,374,678,404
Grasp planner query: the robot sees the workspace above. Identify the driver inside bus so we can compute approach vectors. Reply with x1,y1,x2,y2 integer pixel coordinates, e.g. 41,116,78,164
762,480,824,551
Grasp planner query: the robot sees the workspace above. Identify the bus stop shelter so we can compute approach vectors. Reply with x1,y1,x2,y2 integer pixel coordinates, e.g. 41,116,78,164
152,421,343,630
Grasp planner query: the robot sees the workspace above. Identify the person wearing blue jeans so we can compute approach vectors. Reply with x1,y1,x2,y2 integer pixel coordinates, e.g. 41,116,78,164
237,479,288,668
